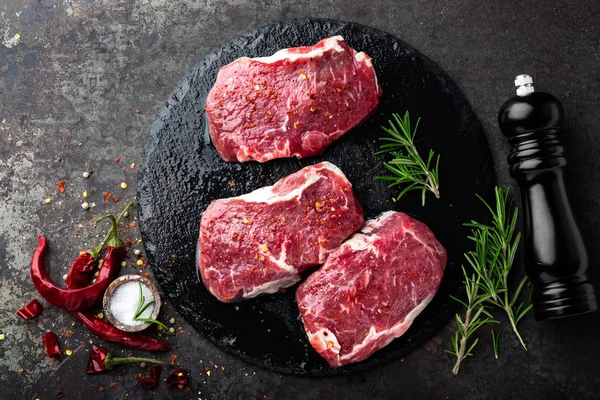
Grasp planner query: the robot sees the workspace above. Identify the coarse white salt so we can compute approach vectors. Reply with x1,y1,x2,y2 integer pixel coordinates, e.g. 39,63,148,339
110,281,154,326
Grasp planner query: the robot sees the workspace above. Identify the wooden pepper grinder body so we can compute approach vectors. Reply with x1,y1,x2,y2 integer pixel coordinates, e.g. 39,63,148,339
498,75,597,320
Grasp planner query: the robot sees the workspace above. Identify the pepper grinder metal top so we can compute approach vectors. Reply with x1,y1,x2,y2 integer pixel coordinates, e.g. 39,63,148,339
498,75,597,320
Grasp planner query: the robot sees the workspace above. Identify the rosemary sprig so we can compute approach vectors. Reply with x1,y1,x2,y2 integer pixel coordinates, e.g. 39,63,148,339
447,187,532,374
375,111,440,206
132,282,172,333
466,187,532,350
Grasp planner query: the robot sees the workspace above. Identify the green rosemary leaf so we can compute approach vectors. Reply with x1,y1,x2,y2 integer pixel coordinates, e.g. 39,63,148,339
450,295,469,309
133,282,144,320
511,277,529,307
137,300,155,317
491,329,501,359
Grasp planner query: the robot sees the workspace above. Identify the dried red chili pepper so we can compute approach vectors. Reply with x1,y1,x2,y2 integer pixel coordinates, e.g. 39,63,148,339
31,216,127,311
16,298,43,320
165,368,189,388
137,366,161,388
72,311,171,351
86,345,166,374
42,331,61,358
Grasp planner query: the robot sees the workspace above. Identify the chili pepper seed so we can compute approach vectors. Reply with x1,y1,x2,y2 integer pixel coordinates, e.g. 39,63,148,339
134,249,141,256
65,349,73,356
83,172,90,179
169,318,175,324
82,202,90,210
44,198,52,204
136,259,143,266
120,182,128,189
140,362,147,368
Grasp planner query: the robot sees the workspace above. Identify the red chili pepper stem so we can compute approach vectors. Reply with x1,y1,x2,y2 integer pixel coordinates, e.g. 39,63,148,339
87,345,168,374
94,215,123,248
105,354,167,370
87,218,117,260
88,202,135,259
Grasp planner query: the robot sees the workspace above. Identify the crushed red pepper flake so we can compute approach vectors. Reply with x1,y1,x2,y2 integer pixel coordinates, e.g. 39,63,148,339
91,385,105,392
112,197,120,203
57,390,65,398
110,382,120,389
115,157,121,163
129,222,137,228
103,192,111,201
56,180,66,193
136,109,141,114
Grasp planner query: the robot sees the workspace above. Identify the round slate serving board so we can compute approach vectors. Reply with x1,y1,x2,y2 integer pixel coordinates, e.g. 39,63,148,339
138,18,495,376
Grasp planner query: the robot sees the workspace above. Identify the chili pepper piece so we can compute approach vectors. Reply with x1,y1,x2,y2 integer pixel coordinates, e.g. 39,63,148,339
16,298,43,320
165,368,189,388
42,331,61,358
87,345,108,374
86,345,167,375
138,366,161,388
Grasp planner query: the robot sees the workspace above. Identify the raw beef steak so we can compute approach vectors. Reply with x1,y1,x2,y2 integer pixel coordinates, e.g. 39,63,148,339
205,36,381,162
296,211,447,367
198,162,364,302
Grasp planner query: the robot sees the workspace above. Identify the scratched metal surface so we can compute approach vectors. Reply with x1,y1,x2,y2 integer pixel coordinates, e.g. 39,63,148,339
2,1,600,399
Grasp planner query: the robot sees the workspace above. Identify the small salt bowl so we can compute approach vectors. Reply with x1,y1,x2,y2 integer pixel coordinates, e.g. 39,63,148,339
103,274,161,332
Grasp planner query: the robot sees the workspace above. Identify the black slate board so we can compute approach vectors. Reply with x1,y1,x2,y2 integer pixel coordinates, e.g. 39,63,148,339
137,18,495,376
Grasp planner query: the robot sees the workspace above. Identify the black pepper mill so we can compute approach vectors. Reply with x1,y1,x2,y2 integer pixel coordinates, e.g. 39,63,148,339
498,75,597,320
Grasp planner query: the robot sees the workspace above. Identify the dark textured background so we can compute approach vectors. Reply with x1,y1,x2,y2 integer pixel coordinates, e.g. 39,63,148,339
1,1,599,399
